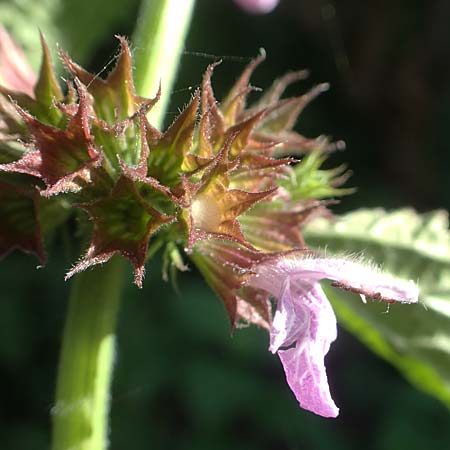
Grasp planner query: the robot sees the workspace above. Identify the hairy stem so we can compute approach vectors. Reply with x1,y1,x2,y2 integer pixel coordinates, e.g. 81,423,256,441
51,257,125,450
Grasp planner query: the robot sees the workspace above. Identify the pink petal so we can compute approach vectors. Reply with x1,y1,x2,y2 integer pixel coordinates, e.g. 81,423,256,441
269,277,309,352
0,27,36,97
273,279,338,417
250,254,419,305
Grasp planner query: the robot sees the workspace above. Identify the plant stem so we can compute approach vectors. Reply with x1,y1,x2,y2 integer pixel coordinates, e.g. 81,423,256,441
133,0,196,127
51,257,125,450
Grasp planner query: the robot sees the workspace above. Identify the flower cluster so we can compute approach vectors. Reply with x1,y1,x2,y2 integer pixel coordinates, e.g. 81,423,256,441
0,29,418,417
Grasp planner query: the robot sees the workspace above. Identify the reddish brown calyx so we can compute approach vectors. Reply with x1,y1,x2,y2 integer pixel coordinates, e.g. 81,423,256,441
0,82,101,197
183,134,277,250
60,36,151,124
191,238,271,328
0,181,45,263
66,176,174,287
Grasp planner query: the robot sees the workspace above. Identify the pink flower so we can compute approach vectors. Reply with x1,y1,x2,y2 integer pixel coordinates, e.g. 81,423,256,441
247,253,419,417
233,0,280,14
0,26,36,97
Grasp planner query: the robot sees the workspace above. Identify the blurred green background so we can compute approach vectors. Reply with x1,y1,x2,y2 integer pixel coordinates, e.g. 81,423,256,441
1,0,450,449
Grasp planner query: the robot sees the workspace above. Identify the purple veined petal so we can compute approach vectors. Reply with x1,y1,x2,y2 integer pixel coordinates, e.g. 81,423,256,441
233,0,280,14
274,278,338,417
269,277,310,352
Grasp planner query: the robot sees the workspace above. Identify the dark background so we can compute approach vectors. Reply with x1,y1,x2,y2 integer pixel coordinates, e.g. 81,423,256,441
1,0,450,449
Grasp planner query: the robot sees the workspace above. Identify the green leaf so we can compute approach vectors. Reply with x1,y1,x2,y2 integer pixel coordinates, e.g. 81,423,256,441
304,208,450,409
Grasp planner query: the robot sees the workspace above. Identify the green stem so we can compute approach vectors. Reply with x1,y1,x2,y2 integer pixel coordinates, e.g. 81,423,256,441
133,0,196,127
51,257,125,450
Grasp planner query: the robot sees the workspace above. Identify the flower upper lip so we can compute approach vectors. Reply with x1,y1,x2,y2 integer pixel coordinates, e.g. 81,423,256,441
249,253,419,304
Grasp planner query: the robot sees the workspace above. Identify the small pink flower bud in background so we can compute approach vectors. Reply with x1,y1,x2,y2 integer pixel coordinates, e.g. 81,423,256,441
233,0,280,14
0,26,36,97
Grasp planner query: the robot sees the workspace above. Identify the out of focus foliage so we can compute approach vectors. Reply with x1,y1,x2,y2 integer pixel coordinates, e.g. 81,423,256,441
0,0,140,68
